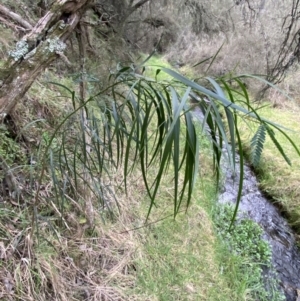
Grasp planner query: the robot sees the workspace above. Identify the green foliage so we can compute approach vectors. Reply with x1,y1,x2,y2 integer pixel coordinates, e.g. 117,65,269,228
0,125,26,167
213,204,285,301
250,124,266,167
31,63,300,234
215,204,271,262
265,124,292,166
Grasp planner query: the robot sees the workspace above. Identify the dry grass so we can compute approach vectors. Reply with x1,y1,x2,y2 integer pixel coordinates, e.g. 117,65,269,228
166,28,276,84
0,170,135,300
0,161,230,301
0,217,138,300
161,0,294,96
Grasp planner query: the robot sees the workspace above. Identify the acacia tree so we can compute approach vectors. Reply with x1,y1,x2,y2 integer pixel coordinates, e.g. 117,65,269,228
0,0,299,227
1,3,300,301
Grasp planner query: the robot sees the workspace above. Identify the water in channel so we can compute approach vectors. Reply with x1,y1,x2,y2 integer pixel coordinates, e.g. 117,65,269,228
192,106,300,301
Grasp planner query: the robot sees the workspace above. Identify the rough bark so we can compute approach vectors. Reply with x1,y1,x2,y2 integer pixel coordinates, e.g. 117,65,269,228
0,0,92,119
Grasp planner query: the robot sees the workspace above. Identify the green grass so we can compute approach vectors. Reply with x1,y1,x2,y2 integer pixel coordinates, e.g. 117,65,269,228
131,177,283,301
132,175,229,301
213,204,285,301
134,212,221,300
129,132,282,301
139,54,175,81
237,101,300,228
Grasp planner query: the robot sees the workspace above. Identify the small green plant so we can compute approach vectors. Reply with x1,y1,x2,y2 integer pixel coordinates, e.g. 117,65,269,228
214,204,271,262
213,203,285,301
0,125,26,167
42,131,60,151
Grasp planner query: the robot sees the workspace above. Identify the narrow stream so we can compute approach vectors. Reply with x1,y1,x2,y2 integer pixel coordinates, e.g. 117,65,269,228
192,106,300,301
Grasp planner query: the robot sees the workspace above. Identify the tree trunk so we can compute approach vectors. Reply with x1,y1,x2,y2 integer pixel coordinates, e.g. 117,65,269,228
0,0,92,119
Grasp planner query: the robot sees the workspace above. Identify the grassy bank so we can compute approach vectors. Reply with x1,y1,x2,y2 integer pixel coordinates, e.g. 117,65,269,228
1,1,299,298
0,53,284,300
237,99,300,229
0,126,265,300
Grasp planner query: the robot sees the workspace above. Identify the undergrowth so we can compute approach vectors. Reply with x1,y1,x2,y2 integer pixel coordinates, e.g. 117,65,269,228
2,1,300,299
0,52,298,300
213,203,285,301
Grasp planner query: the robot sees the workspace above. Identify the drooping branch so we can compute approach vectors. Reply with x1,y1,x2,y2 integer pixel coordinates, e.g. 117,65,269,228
0,4,33,30
0,0,92,119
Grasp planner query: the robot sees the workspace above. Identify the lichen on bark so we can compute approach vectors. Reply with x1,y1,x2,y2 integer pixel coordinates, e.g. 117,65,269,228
8,40,29,61
0,0,92,118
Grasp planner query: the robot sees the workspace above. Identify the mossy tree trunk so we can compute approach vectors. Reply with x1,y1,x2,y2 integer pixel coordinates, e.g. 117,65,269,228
0,0,92,119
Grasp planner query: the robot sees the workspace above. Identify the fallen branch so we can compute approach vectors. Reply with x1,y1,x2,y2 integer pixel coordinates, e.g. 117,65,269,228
0,15,28,32
0,4,33,30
